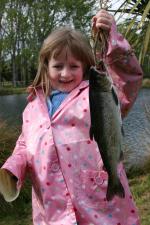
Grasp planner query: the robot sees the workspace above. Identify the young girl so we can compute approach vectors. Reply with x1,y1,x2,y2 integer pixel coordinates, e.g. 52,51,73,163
0,10,143,225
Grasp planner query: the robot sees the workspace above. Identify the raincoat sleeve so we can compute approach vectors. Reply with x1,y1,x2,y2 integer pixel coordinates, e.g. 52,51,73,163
106,21,143,118
0,131,27,202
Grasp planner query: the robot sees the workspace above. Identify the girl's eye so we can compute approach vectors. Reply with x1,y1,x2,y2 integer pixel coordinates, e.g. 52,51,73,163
53,65,63,69
71,65,79,68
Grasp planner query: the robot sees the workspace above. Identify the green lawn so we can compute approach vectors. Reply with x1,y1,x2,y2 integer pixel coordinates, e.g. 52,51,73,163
0,122,150,225
0,87,26,95
129,169,150,225
0,172,149,225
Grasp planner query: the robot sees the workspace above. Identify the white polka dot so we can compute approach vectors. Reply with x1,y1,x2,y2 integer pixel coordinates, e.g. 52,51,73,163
73,154,78,159
112,39,117,46
57,209,61,213
79,200,85,205
51,196,56,200
116,208,121,212
69,179,73,183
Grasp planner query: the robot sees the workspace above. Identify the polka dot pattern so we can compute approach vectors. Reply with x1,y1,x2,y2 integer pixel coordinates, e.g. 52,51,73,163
20,79,141,224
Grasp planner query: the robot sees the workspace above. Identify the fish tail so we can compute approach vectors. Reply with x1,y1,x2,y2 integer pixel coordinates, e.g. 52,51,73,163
106,177,125,201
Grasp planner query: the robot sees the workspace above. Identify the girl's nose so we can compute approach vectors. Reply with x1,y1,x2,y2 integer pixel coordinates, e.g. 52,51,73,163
61,67,71,78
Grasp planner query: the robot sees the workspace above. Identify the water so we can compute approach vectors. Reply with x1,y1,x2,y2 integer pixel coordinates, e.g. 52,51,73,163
0,89,150,126
0,88,150,170
0,94,27,125
122,88,150,170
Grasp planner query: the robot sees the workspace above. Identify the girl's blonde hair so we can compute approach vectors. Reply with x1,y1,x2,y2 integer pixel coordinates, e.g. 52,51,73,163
30,27,95,97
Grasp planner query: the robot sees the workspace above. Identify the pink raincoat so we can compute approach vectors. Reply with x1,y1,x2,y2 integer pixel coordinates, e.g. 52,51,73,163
1,23,143,225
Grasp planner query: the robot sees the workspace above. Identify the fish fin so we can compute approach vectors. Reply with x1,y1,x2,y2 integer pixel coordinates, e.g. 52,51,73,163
106,177,125,201
89,127,94,140
111,87,119,106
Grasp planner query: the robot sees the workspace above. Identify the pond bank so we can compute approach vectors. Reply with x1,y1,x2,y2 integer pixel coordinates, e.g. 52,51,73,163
0,87,26,95
0,78,150,95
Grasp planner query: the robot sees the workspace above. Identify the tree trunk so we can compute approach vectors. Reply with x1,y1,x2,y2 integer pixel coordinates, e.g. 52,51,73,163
12,51,17,87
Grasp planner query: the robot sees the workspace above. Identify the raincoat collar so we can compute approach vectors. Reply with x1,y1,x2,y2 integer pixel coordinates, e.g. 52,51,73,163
27,80,89,120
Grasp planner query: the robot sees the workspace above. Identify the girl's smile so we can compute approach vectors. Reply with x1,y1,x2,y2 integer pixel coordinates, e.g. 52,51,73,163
48,49,84,92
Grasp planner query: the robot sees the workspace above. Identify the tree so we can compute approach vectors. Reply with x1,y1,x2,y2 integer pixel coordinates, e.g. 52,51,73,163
0,0,9,85
0,0,96,86
111,0,150,65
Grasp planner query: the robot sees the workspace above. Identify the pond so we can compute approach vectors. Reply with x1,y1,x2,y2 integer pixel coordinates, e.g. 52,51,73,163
0,88,150,170
0,88,150,127
0,94,27,125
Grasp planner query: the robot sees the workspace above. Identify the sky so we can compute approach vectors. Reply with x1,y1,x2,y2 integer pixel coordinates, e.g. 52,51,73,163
109,0,129,23
111,0,125,9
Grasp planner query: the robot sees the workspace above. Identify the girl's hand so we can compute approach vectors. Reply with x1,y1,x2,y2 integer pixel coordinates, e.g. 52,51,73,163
92,9,114,32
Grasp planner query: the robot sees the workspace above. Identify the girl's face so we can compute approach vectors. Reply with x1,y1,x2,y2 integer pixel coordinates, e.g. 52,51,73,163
48,49,84,92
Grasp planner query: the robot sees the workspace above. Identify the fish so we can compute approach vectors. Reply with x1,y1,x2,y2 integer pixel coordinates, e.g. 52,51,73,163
89,65,125,201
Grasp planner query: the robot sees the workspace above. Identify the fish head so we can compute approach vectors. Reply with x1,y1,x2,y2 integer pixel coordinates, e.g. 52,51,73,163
89,66,111,91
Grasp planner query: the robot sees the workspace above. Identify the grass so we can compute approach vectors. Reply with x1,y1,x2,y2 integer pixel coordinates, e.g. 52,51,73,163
0,216,32,225
0,196,32,225
0,87,26,95
127,162,150,225
0,121,150,224
129,173,150,225
0,121,32,225
142,78,150,88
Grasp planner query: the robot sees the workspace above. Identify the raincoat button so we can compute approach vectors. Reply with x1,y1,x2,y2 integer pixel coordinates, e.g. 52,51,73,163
51,162,60,172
